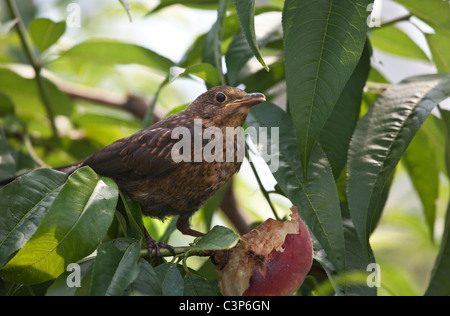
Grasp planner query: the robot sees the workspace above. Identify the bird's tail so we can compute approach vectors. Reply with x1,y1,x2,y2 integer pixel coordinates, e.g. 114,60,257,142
0,161,85,186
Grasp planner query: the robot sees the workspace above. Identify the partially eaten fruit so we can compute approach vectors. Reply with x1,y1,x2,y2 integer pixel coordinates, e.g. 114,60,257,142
215,206,313,296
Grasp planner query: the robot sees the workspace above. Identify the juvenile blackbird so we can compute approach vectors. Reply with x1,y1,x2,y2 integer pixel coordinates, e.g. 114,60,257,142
1,86,265,259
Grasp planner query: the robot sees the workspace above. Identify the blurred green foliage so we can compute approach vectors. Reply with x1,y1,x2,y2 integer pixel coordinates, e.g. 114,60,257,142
0,0,450,296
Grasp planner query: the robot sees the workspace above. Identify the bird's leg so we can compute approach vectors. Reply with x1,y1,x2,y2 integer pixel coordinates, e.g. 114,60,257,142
176,213,205,237
143,227,175,265
176,213,230,269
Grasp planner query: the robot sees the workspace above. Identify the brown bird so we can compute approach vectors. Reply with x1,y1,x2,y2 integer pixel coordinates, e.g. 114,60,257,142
1,86,266,260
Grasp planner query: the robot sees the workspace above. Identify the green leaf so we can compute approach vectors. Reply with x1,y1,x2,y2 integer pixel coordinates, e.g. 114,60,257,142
225,23,277,86
29,18,66,53
425,198,450,296
118,0,133,22
133,262,184,296
0,169,68,268
241,60,285,92
184,273,217,296
169,63,221,86
89,238,141,296
233,0,269,72
60,39,173,74
319,42,371,178
202,0,228,86
394,0,450,71
155,263,184,296
425,108,450,296
370,24,429,61
148,0,221,14
402,116,443,240
394,0,450,31
118,191,144,240
347,74,450,257
282,0,371,176
189,226,238,251
0,69,74,136
0,166,118,284
427,31,450,72
45,259,95,296
341,207,377,296
247,102,346,273
131,259,163,295
0,127,16,181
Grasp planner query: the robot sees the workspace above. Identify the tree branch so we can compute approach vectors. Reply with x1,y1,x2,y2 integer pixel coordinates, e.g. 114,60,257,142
220,181,250,235
246,142,281,221
6,0,58,137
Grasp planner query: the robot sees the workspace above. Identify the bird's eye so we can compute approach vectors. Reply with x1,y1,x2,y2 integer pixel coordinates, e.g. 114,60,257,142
215,93,226,103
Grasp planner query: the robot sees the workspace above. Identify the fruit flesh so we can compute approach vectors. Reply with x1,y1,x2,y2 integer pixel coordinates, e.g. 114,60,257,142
217,207,313,296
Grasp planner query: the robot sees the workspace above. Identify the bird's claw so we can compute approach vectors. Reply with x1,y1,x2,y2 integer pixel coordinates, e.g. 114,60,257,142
144,229,175,265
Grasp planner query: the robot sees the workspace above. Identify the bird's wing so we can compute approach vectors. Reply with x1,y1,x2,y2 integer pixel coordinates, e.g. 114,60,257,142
82,126,179,179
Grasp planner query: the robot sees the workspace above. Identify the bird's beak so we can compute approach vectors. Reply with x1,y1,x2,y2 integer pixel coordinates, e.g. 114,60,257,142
227,93,266,107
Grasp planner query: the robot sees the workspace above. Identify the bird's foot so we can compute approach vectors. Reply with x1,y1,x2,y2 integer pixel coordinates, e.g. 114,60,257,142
211,249,230,270
144,229,175,265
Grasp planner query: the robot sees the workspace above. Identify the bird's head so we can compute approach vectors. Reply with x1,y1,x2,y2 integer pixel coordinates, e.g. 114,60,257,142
185,86,266,127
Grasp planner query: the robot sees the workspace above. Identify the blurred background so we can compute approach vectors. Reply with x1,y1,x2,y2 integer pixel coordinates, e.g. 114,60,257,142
0,0,448,295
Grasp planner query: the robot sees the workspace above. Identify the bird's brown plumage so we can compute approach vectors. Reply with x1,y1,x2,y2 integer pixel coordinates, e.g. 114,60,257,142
57,86,265,236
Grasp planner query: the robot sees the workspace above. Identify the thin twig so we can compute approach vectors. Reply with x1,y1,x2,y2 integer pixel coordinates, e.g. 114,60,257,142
6,0,58,136
23,133,49,168
139,246,213,259
245,141,281,221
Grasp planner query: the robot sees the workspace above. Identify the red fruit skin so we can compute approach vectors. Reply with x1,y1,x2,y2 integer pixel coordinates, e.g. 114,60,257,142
243,218,313,296
216,206,314,296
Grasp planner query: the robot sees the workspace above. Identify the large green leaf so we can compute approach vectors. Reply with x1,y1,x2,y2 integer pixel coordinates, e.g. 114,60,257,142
347,74,450,257
319,42,371,178
402,116,444,240
394,0,450,71
282,0,371,176
89,238,141,296
247,102,346,273
233,0,269,73
425,108,450,296
0,167,119,284
59,39,173,74
426,198,450,296
29,18,66,53
0,169,68,268
369,24,429,61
